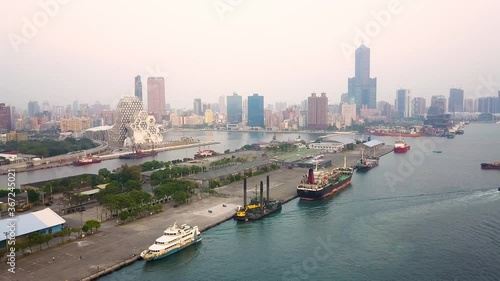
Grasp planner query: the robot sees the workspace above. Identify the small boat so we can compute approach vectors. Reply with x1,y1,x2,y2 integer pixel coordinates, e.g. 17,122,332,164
433,150,442,153
481,162,500,170
394,136,410,153
73,155,101,166
446,134,455,139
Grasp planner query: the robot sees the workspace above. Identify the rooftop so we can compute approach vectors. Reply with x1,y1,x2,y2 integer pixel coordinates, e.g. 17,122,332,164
0,208,66,241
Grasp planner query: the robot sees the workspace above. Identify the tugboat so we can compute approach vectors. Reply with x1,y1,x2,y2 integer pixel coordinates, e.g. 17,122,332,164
394,136,410,153
296,156,353,200
140,222,202,261
235,177,282,221
480,162,500,170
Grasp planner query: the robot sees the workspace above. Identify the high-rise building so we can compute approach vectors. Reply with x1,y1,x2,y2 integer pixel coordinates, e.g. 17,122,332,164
147,77,166,120
242,98,248,121
0,103,12,131
341,103,357,127
448,88,464,113
412,97,426,117
340,93,349,104
72,100,79,116
464,98,474,112
204,109,215,124
396,89,411,118
428,95,447,115
135,76,143,101
226,93,242,124
477,97,499,113
348,44,377,110
193,98,202,115
247,94,264,128
28,101,40,117
218,95,226,116
307,93,328,130
275,101,287,113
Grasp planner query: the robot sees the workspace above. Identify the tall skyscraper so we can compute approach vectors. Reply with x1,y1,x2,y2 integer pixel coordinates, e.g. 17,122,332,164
147,77,166,119
412,97,426,117
226,93,242,124
428,95,447,115
247,94,264,128
28,101,40,117
448,88,464,113
193,98,202,115
218,95,226,117
396,89,411,118
348,44,377,110
0,103,12,131
464,98,474,112
135,76,143,101
72,100,79,116
307,93,328,130
242,98,248,121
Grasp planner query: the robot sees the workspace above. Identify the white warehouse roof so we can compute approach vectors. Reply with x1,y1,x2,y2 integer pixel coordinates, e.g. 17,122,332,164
0,208,66,241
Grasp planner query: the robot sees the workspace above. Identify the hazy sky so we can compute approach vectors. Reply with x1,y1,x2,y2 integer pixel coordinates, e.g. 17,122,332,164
2,0,500,111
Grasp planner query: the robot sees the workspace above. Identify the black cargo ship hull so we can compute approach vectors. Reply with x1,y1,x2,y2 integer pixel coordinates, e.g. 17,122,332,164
297,176,352,200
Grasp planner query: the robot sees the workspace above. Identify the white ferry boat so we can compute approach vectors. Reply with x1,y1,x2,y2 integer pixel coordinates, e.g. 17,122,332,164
140,222,202,261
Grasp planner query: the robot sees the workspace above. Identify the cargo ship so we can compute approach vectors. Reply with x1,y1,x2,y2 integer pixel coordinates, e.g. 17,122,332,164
356,152,379,172
235,177,282,222
140,222,202,261
481,162,500,170
297,156,353,200
394,137,410,153
119,149,158,159
72,156,101,166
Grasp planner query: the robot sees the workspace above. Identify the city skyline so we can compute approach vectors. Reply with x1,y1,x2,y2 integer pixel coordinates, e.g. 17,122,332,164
2,1,500,110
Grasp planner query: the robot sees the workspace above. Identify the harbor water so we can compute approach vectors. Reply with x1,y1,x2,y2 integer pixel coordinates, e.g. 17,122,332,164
100,123,500,281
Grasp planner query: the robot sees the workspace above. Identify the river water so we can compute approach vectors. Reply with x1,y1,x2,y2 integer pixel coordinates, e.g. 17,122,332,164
98,123,500,281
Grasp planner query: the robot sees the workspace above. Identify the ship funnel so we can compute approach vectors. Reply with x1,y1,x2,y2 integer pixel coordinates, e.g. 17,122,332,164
308,168,315,184
266,175,270,203
243,178,247,207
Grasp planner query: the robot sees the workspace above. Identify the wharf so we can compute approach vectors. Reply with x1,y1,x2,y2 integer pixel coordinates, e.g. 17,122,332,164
0,145,392,281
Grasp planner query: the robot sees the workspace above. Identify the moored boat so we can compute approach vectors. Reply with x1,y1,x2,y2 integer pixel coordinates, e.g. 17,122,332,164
297,156,353,200
480,162,500,170
73,156,101,166
140,222,202,261
119,149,158,159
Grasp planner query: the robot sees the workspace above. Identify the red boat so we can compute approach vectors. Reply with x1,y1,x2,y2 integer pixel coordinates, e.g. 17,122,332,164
73,156,101,166
394,138,410,153
481,162,500,170
194,150,216,158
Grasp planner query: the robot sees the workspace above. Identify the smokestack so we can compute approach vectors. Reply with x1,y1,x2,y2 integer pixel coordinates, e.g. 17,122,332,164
243,178,247,207
260,181,264,213
266,175,270,203
308,168,314,184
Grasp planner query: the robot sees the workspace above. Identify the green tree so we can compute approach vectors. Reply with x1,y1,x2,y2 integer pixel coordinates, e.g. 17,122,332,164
172,190,188,205
42,234,52,248
84,220,101,232
81,224,90,234
98,168,111,178
28,232,44,251
119,211,129,221
27,189,39,203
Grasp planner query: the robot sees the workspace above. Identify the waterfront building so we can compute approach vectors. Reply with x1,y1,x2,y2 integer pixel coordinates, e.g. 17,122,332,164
108,96,162,148
0,103,12,132
412,97,426,117
396,89,411,118
204,108,215,124
6,131,28,142
247,94,265,128
135,75,143,101
147,77,166,120
448,88,464,113
28,101,40,117
307,93,328,130
348,44,377,110
60,117,91,132
218,95,226,117
464,98,474,113
227,93,242,124
428,95,447,115
193,98,202,116
477,97,499,113
341,103,357,127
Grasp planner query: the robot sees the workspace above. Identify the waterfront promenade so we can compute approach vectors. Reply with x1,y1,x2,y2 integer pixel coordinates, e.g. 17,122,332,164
0,146,393,281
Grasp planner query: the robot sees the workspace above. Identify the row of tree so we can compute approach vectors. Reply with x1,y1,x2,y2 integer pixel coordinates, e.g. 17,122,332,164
0,137,97,157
